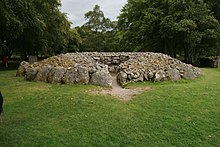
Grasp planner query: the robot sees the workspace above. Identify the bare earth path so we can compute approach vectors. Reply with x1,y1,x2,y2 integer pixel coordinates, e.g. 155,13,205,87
96,73,151,101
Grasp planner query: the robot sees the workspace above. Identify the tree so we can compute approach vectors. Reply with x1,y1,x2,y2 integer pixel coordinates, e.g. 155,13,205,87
84,5,112,33
78,5,116,52
117,0,220,64
205,0,220,21
65,28,82,53
204,0,220,57
0,0,29,59
161,0,220,63
0,0,71,60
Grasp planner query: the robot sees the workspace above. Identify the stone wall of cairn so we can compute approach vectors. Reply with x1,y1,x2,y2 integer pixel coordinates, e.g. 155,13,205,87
16,52,201,87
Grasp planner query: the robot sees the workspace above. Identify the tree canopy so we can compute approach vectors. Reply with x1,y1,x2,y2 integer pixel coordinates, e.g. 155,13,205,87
1,1,219,65
76,5,117,52
117,0,220,64
0,0,71,59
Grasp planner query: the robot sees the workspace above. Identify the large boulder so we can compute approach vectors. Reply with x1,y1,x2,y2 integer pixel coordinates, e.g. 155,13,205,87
25,67,38,81
47,67,66,83
182,65,197,79
35,65,52,82
167,68,181,81
62,64,89,84
90,70,112,87
16,61,29,77
117,71,127,85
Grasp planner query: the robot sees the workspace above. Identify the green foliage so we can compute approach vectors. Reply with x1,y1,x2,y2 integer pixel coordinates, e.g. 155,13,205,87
0,0,71,59
1,0,219,59
117,0,220,64
205,0,220,21
0,69,219,146
64,28,82,53
78,5,119,52
84,5,112,33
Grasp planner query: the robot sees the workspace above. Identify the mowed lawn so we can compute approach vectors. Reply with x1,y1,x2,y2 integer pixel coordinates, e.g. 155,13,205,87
0,68,219,146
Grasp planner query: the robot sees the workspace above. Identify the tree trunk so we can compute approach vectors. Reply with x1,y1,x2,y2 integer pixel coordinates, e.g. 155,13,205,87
20,49,27,61
184,47,191,64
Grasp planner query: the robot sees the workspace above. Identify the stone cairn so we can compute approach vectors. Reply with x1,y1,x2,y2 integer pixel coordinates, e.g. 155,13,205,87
16,52,201,87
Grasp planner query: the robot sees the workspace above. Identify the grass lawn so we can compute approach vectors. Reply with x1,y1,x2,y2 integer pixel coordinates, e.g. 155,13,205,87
0,68,219,146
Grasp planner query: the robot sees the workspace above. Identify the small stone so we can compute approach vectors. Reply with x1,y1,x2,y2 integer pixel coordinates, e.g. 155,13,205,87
154,73,161,82
117,71,127,85
144,73,149,80
148,71,154,79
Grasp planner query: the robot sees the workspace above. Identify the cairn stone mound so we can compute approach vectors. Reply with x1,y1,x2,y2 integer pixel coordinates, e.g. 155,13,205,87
17,52,201,87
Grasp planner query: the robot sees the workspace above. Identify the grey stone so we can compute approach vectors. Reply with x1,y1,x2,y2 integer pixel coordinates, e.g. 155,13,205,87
182,66,196,79
35,65,52,82
167,68,181,81
148,71,154,79
117,71,127,85
28,56,38,63
93,57,100,60
25,67,38,81
213,58,220,68
47,67,66,83
88,64,97,74
112,60,120,64
16,52,201,86
144,72,149,80
90,70,112,87
194,67,201,77
154,73,161,82
62,65,89,84
133,74,144,82
16,61,29,77
112,56,120,60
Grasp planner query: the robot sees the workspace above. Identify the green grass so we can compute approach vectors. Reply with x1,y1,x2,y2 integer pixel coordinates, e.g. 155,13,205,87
0,68,219,146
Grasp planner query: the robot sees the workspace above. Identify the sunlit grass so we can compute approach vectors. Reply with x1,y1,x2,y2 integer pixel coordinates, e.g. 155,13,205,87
0,68,219,146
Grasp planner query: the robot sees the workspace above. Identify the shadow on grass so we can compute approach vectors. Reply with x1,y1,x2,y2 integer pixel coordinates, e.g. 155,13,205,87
0,61,21,71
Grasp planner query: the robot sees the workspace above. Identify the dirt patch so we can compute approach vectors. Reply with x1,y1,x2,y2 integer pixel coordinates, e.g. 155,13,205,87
100,87,151,101
89,73,151,101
